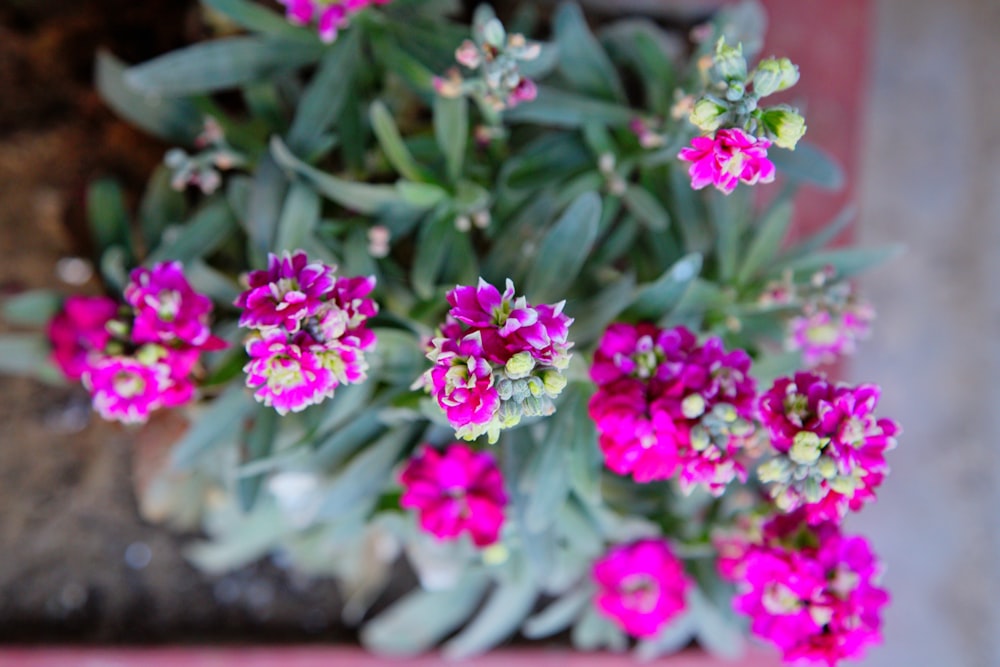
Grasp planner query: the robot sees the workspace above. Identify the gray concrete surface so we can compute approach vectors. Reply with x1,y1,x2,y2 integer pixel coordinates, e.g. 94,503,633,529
851,1,1000,666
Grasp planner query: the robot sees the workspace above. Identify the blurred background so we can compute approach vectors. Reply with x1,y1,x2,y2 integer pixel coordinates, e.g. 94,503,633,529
0,0,996,665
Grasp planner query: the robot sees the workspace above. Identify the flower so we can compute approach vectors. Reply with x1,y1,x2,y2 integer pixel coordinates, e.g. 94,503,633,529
82,345,195,424
788,305,874,368
722,513,889,666
589,324,757,494
279,0,391,43
235,250,336,333
678,128,776,195
425,279,573,442
244,332,338,415
757,372,899,523
47,295,119,381
125,261,222,349
399,443,507,547
592,539,690,638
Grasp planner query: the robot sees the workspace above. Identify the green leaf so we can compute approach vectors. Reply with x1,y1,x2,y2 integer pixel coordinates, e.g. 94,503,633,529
244,154,288,263
237,407,278,512
737,198,793,285
185,502,290,573
777,204,856,265
147,199,239,265
524,191,601,303
707,187,750,284
286,29,360,153
691,587,744,659
566,387,601,505
770,143,845,190
749,351,801,388
600,19,677,115
778,244,905,282
313,409,386,471
95,51,201,143
0,334,56,378
202,0,320,44
443,569,537,658
125,37,324,97
274,181,321,252
522,587,591,639
622,185,670,231
434,95,468,183
370,101,432,183
624,253,703,321
411,210,458,300
552,2,626,102
571,604,628,652
566,274,636,346
396,182,449,209
139,166,187,250
369,32,436,93
2,291,61,327
636,610,697,661
370,328,426,386
504,86,635,128
87,179,132,259
360,572,489,656
171,384,256,468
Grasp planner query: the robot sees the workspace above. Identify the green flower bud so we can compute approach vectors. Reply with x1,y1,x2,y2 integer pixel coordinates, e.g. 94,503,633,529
690,425,711,452
690,98,727,131
482,17,506,49
525,375,545,397
816,457,838,479
541,370,567,397
753,58,800,97
760,107,807,150
802,476,823,503
712,403,738,424
505,351,535,379
496,378,514,401
789,431,823,465
830,473,859,495
772,485,796,511
682,394,707,419
714,38,747,81
758,458,790,484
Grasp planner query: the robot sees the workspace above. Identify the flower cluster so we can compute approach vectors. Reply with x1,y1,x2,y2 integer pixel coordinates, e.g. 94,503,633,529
719,513,889,666
592,539,690,638
434,7,540,112
757,372,899,524
49,262,224,424
279,0,391,43
164,117,246,195
677,38,806,194
786,277,875,368
399,443,507,547
235,250,377,415
589,324,757,495
424,278,573,443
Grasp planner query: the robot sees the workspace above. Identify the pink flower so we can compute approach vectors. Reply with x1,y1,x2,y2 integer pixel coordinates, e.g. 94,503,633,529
589,324,756,493
235,251,336,333
788,304,874,367
678,128,776,195
243,332,338,415
722,514,889,666
757,373,899,523
83,350,181,424
507,77,537,106
592,539,690,638
125,261,222,349
426,328,501,440
399,443,507,547
47,295,119,381
278,0,391,43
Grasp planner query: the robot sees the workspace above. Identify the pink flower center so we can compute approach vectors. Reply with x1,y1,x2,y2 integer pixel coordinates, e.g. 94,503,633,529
113,371,146,398
620,573,661,614
153,290,182,321
806,322,841,345
761,582,803,615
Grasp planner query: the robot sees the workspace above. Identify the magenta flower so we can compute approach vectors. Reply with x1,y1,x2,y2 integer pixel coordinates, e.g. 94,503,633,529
279,0,391,43
243,332,338,415
47,295,119,381
235,251,336,333
722,514,889,666
399,443,507,547
125,261,222,349
788,305,874,367
592,539,690,638
589,324,756,494
678,128,776,195
84,352,174,424
757,372,900,523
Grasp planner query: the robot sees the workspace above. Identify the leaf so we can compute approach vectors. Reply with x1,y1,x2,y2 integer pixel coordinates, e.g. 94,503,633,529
286,29,361,154
517,42,559,80
202,0,320,44
622,185,670,231
707,186,750,284
737,198,793,285
522,587,591,639
139,166,187,250
524,191,601,303
370,100,432,183
690,587,745,659
566,274,636,346
0,335,55,377
237,407,278,512
571,604,628,652
434,95,468,183
636,610,697,661
171,384,256,468
751,351,802,387
566,387,601,505
274,181,321,252
777,245,905,282
125,37,324,97
600,19,678,115
370,328,426,386
623,253,703,322
95,51,201,143
360,572,489,656
504,86,635,128
770,143,845,191
185,502,290,573
2,290,61,327
443,570,538,658
313,408,386,470
411,209,457,300
552,2,626,102
181,260,242,305
777,204,857,265
87,179,132,259
146,199,239,265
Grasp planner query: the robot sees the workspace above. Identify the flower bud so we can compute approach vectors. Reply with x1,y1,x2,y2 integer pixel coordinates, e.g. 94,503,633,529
482,18,506,49
760,107,807,150
689,98,728,131
758,458,790,484
455,40,481,69
753,58,800,97
541,369,567,397
714,38,747,81
505,351,535,379
682,394,706,419
789,431,823,465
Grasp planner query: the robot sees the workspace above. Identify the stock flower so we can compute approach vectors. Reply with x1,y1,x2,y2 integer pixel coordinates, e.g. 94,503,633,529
425,279,573,442
788,306,873,368
757,372,899,523
399,443,507,547
678,128,775,195
589,324,756,494
125,261,221,348
592,539,690,638
243,332,337,415
47,295,118,381
82,344,195,424
722,514,889,666
279,0,391,43
236,250,335,333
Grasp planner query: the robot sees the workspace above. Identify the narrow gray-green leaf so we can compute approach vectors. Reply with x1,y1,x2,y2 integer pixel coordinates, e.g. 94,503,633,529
411,211,457,300
147,199,238,265
737,198,793,285
87,179,131,258
522,587,591,639
245,154,288,263
636,610,697,661
624,253,703,322
370,100,431,183
274,181,321,252
287,30,360,153
0,335,53,377
237,407,278,512
2,290,61,327
203,0,320,44
524,191,601,303
504,86,635,128
139,165,187,249
443,573,537,658
566,274,636,346
434,95,468,183
370,328,426,386
553,2,626,102
778,244,905,282
623,185,670,231
171,384,256,468
770,143,845,191
777,204,857,265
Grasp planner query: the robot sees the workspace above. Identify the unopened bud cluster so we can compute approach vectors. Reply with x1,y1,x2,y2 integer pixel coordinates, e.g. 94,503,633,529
165,117,246,195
